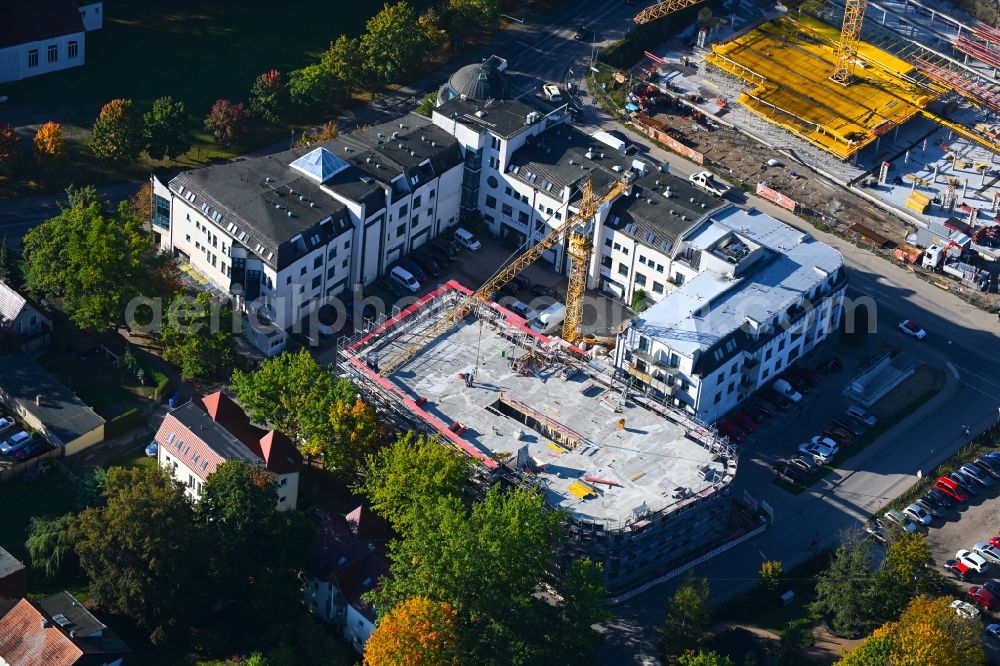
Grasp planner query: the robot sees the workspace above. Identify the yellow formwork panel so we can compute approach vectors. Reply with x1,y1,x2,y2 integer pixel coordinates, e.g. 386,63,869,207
707,16,937,159
568,481,597,500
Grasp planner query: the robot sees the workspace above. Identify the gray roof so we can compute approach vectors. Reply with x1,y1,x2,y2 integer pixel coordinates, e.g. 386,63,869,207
631,207,844,375
0,354,104,446
436,98,553,140
169,117,460,269
37,591,131,656
446,61,508,101
0,283,27,324
168,401,262,465
0,545,24,579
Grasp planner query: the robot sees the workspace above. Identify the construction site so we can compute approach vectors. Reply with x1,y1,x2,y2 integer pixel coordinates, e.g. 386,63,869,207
337,280,740,591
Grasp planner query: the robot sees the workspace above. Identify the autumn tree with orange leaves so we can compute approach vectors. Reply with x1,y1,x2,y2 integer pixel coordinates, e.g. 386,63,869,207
836,596,984,666
33,121,65,167
364,597,461,666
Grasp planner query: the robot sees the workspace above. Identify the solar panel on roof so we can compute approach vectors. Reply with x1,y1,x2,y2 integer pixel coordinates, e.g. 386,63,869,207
289,147,350,183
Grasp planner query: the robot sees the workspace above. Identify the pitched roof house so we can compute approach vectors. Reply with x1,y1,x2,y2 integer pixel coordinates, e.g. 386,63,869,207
0,282,52,355
0,1,103,84
304,505,391,652
153,391,301,509
0,591,129,666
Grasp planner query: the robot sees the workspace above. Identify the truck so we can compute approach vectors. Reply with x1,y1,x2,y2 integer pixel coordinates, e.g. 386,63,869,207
591,130,628,154
688,171,730,197
921,241,962,270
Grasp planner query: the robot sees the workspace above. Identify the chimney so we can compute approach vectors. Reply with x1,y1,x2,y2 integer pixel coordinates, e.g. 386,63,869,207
35,394,41,406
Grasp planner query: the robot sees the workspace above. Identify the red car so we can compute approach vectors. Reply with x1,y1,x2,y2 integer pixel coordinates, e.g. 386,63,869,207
728,410,758,433
969,586,997,609
717,420,746,444
991,536,1000,550
935,477,969,503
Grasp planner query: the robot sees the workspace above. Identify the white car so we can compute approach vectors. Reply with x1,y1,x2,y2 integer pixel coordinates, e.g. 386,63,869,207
810,435,839,450
957,549,990,575
902,503,932,526
952,599,981,620
898,319,926,340
0,416,14,433
798,442,835,464
884,509,918,534
974,542,1000,565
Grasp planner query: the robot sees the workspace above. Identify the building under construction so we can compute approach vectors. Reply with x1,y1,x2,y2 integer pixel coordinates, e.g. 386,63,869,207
338,281,739,591
706,14,937,160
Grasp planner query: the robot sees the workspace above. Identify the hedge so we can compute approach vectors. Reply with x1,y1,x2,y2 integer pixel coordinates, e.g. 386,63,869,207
105,408,143,439
152,370,172,401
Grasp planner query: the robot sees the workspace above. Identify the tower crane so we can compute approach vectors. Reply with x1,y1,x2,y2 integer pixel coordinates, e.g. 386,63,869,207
634,0,709,25
377,177,631,376
830,0,868,84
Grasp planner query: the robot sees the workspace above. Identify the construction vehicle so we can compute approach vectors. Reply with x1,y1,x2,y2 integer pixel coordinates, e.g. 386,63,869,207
921,240,963,269
377,177,632,376
688,171,729,196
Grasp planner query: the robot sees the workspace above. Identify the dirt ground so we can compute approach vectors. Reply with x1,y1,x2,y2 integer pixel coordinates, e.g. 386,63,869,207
869,364,946,420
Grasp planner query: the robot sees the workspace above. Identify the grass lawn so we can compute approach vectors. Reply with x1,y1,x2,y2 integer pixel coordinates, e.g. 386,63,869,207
105,444,157,472
0,472,77,564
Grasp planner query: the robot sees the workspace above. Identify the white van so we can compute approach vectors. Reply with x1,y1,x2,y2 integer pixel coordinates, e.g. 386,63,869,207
543,84,562,102
527,303,565,335
772,378,803,403
453,227,482,251
389,266,420,293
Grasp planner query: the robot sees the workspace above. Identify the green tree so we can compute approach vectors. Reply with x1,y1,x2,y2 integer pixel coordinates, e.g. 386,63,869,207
443,0,500,38
71,466,203,638
195,461,312,625
359,432,471,533
25,514,77,580
65,183,103,208
659,575,712,659
161,292,235,380
89,99,144,161
289,64,336,110
811,533,879,633
250,70,288,124
778,622,809,666
836,627,893,666
246,653,269,666
321,35,365,96
875,532,940,620
204,99,251,145
361,1,431,82
22,194,174,330
368,486,580,664
0,124,21,175
230,350,375,473
0,236,22,286
678,650,736,666
758,560,784,596
143,96,191,160
549,557,609,661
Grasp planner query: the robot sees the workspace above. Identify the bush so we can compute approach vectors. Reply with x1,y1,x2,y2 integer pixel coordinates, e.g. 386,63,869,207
105,408,143,438
151,371,171,401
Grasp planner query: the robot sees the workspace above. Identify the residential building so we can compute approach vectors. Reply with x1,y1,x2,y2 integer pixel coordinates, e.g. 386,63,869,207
153,391,301,509
0,591,129,666
158,118,462,354
614,207,847,424
0,0,102,84
0,545,27,599
305,505,390,652
0,281,52,355
0,354,105,455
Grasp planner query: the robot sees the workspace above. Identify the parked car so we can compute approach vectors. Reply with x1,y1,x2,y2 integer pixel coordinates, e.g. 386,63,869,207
914,498,945,519
0,431,33,456
773,461,809,484
823,427,854,447
772,378,803,403
865,521,887,543
884,509,918,534
14,439,46,461
573,26,596,41
413,255,443,279
846,405,878,427
798,441,835,464
396,258,427,283
750,399,777,416
987,623,1000,640
934,477,969,503
453,227,482,251
957,549,990,574
810,435,839,450
379,277,410,298
508,301,534,319
926,487,956,510
975,542,1000,565
950,470,981,495
817,356,842,374
728,410,758,432
426,248,454,268
792,365,819,387
973,457,1000,479
769,392,793,410
991,536,1000,551
984,579,1000,598
743,404,772,422
952,599,981,620
531,284,560,299
961,463,994,487
969,586,997,610
432,238,460,259
832,415,866,436
898,319,927,339
902,503,933,526
718,420,746,443
944,558,971,579
0,416,15,436
145,441,159,457
789,456,820,474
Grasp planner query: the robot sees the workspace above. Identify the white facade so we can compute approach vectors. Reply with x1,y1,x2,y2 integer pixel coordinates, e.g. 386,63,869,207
615,208,847,424
0,33,85,83
344,604,375,651
79,2,103,31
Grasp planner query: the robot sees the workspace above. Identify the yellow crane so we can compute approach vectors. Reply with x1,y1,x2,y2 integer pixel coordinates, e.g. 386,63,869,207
830,0,868,84
377,177,630,376
634,0,709,25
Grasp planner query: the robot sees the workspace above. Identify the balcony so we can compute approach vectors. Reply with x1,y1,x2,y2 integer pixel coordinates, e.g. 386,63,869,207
627,363,676,395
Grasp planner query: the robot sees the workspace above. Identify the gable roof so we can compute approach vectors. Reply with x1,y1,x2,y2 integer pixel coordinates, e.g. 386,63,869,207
0,0,85,49
345,504,390,542
0,599,83,666
314,510,391,623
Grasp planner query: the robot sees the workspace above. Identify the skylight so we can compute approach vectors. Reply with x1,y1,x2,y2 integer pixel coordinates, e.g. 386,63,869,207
289,147,350,183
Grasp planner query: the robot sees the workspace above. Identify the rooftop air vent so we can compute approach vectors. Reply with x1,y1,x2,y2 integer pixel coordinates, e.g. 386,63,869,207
690,197,696,203
264,177,272,183
600,153,605,159
569,159,576,165
431,140,437,147
647,198,653,204
475,110,486,118
421,135,426,142
287,211,292,217
392,131,399,140
664,187,672,198
310,202,316,207
655,180,660,186
585,149,594,159
399,123,406,129
299,195,305,201
398,143,404,149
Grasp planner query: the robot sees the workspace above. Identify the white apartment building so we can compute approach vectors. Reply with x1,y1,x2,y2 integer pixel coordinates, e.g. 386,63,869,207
152,392,301,509
0,1,102,83
157,118,463,354
614,207,847,424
